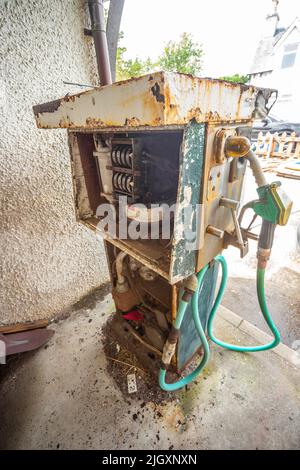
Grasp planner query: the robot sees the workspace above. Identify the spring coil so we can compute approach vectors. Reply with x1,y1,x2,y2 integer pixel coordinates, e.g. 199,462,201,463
113,172,133,193
111,145,132,168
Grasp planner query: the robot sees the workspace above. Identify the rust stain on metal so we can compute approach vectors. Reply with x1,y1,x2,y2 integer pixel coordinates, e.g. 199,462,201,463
85,117,123,128
64,95,77,103
59,116,74,127
153,117,163,125
32,72,277,130
115,75,144,86
124,117,141,126
86,117,106,127
236,92,242,118
206,111,221,121
164,83,178,120
186,107,202,122
141,91,164,126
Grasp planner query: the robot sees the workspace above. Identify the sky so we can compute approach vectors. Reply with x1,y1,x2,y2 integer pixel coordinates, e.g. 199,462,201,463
117,0,300,77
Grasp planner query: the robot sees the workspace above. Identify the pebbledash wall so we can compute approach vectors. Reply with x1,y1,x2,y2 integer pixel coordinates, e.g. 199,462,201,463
0,0,109,325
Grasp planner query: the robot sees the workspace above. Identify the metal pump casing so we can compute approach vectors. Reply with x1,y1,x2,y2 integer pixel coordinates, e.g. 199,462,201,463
33,72,277,371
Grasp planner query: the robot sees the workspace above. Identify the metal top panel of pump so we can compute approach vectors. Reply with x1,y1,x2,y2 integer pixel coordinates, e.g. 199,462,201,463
33,71,276,130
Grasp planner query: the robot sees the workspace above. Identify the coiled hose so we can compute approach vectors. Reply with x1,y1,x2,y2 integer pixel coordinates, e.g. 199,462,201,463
159,254,281,391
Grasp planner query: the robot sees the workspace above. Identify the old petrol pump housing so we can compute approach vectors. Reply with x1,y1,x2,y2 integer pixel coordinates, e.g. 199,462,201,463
33,72,278,377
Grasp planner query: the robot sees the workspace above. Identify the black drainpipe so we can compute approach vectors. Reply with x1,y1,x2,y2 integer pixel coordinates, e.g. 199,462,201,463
88,0,112,86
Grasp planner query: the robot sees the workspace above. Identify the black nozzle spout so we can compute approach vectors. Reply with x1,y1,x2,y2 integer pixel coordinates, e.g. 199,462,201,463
258,220,276,250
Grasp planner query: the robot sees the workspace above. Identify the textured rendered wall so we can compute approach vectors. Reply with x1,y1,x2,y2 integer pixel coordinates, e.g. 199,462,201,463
0,0,109,325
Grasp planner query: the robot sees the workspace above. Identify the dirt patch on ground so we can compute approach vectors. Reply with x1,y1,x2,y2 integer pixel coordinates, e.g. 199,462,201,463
55,282,112,322
101,315,176,404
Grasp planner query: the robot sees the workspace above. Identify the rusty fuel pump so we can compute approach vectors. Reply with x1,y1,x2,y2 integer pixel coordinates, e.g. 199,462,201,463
32,6,292,391
33,75,292,390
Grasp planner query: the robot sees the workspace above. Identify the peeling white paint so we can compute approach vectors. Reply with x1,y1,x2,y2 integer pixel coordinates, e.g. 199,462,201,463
34,72,275,129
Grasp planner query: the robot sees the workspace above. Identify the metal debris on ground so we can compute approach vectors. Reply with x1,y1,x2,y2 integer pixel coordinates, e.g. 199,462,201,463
127,373,137,394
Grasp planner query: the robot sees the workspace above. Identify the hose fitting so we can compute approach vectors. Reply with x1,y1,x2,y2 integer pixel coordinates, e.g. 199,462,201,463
224,136,267,188
161,326,180,370
182,274,198,302
257,220,276,268
257,249,271,269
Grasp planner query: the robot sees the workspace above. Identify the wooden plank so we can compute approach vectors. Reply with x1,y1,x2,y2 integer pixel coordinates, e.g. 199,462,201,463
0,319,49,334
277,170,300,180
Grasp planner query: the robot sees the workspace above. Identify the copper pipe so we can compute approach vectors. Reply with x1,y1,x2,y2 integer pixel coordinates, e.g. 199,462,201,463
171,285,177,323
88,0,112,86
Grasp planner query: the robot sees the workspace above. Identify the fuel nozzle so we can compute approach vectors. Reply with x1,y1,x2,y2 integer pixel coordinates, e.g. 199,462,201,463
252,181,293,268
225,135,293,268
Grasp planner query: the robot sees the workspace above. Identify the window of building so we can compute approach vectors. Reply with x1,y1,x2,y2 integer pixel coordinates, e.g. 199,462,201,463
281,43,299,68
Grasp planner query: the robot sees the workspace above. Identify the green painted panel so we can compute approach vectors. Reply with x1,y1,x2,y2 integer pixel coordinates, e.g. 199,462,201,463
177,261,219,370
171,122,206,281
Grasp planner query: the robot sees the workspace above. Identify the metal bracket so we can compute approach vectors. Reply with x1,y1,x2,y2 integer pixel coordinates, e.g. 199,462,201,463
220,197,249,257
213,128,236,164
83,28,93,37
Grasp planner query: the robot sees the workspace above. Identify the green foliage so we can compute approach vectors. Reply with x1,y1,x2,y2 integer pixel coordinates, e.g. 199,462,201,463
157,33,203,75
116,32,203,80
219,74,249,84
117,55,154,80
116,31,155,80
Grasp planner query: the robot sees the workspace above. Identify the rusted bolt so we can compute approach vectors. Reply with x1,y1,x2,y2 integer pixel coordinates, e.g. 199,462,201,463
212,186,216,191
209,175,213,181
206,225,224,239
217,172,221,177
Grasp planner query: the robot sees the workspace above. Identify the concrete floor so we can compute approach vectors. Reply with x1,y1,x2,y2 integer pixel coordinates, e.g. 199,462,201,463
0,294,299,450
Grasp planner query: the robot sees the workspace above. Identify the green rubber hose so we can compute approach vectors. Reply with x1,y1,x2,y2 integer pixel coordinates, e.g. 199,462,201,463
159,264,211,392
207,256,281,351
159,254,281,391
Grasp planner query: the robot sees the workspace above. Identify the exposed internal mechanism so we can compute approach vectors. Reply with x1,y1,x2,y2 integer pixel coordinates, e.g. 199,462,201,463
111,143,133,168
110,138,143,203
110,249,171,356
93,131,181,207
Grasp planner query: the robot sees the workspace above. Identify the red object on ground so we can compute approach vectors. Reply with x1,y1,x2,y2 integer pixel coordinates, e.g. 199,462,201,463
122,310,144,322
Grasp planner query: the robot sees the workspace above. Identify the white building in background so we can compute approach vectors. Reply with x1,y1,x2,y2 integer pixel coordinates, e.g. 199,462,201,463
249,0,300,121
